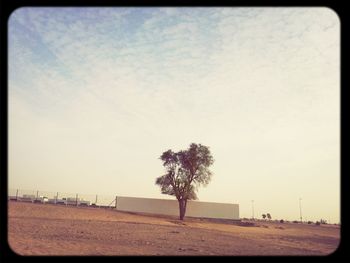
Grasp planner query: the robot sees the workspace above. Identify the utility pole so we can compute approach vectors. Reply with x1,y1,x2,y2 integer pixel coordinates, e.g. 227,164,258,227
299,198,303,223
251,200,254,220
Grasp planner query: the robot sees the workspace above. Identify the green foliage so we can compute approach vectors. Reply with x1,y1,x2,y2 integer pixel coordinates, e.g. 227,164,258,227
320,219,327,224
262,214,266,219
267,213,271,220
156,143,214,201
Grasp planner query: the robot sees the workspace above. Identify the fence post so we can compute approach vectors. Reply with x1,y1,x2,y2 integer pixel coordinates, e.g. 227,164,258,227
95,195,98,206
15,189,18,201
36,190,39,199
115,196,118,210
56,192,58,204
76,193,78,206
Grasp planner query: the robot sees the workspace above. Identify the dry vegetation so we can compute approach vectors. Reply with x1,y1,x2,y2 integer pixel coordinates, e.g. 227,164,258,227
8,201,340,256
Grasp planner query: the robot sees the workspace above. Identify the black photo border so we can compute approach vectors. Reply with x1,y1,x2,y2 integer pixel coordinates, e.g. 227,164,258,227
0,0,347,262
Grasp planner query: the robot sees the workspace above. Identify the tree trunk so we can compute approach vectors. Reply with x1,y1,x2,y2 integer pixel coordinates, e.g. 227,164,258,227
178,199,187,220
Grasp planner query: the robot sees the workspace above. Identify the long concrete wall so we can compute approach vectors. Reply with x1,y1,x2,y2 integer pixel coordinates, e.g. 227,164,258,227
116,196,239,220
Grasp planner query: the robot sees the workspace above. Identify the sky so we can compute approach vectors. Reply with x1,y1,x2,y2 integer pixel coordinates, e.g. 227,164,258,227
8,7,340,223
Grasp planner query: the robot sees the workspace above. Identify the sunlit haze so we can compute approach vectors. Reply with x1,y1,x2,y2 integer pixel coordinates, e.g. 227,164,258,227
8,7,340,223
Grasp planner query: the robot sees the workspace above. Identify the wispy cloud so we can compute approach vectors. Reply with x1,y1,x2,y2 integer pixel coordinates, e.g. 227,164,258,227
9,7,339,145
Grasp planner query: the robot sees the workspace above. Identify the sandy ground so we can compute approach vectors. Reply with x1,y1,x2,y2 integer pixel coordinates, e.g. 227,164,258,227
8,201,340,256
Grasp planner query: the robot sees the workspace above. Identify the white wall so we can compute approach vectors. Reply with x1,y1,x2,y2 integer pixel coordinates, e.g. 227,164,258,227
116,196,239,220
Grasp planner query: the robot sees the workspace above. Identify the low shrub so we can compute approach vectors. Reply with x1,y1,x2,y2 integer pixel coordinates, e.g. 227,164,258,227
280,219,284,223
315,221,321,226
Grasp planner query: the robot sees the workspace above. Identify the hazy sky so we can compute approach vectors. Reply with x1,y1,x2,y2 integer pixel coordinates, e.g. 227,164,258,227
8,7,340,223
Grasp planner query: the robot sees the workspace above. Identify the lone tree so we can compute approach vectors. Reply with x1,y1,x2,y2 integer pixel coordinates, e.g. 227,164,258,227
155,143,214,220
267,213,272,220
262,214,266,220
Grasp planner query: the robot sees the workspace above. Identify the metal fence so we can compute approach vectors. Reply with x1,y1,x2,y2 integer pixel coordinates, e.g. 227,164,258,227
8,188,240,220
8,188,116,208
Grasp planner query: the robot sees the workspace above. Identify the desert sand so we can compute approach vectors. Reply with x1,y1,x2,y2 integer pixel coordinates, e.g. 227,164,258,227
8,201,340,256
